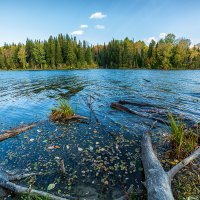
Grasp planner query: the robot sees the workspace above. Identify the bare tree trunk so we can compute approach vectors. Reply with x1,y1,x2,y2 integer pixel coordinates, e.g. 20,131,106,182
141,132,200,200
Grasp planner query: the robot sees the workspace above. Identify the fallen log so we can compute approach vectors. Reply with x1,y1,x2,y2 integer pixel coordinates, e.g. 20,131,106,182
118,100,164,109
0,168,74,200
141,132,200,200
0,123,37,142
118,101,194,125
111,102,149,117
67,114,88,120
111,103,167,125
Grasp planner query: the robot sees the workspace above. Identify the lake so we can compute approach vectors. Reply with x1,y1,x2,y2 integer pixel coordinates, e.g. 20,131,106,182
0,69,200,199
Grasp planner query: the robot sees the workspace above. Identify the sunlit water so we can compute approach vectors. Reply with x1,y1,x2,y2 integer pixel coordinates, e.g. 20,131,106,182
0,69,200,199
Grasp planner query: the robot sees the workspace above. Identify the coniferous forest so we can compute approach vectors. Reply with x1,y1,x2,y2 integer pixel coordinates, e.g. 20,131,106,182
0,33,200,70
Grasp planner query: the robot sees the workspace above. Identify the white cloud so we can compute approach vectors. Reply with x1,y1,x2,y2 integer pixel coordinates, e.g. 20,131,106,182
145,36,157,43
80,24,88,29
90,12,107,19
159,32,167,39
71,30,84,36
95,25,105,29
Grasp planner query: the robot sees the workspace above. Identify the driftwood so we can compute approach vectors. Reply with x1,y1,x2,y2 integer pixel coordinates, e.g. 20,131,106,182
0,123,37,142
141,132,200,200
111,103,167,125
0,168,73,200
67,114,88,120
118,100,194,125
118,100,164,109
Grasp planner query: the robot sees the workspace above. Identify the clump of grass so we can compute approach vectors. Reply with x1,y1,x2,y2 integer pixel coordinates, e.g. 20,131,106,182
50,99,74,122
168,112,198,158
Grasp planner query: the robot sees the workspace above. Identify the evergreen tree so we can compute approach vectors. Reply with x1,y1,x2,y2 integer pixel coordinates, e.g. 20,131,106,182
0,48,5,69
77,41,85,67
18,45,28,69
66,39,76,66
25,39,35,68
85,47,93,65
48,36,56,68
55,40,63,68
33,42,46,69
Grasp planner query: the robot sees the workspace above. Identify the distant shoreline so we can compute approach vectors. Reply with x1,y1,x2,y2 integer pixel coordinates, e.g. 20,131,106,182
1,67,200,71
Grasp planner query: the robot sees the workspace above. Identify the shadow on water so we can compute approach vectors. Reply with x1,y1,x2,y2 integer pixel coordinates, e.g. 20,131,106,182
0,69,200,199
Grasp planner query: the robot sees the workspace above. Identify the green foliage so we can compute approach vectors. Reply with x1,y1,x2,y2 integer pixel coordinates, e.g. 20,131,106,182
55,40,63,67
50,99,74,122
0,33,200,69
18,45,28,69
168,113,198,158
33,42,46,69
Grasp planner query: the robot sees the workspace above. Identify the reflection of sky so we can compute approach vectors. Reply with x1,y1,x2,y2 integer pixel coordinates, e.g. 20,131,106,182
0,69,200,130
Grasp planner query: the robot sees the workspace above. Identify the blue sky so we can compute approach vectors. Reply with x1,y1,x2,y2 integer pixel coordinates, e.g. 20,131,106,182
0,0,200,46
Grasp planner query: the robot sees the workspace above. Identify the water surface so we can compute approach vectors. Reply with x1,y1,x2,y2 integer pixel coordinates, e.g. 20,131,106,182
0,69,200,199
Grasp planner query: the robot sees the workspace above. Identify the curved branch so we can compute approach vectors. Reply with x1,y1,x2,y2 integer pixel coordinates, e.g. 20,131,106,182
8,173,39,181
167,147,200,179
0,179,72,200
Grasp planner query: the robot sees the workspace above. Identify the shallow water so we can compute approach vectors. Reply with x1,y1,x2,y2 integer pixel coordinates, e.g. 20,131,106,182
0,69,200,199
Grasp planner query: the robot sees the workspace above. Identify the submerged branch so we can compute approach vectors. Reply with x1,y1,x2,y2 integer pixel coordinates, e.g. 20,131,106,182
118,100,164,109
111,102,167,124
0,169,75,200
0,123,37,142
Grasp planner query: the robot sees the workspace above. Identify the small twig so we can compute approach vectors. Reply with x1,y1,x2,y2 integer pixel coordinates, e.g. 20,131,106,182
167,147,200,179
60,159,66,175
55,158,66,175
27,185,32,200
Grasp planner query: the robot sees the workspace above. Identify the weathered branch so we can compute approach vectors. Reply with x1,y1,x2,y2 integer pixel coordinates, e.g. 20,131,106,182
141,132,200,200
8,173,39,181
141,132,174,200
118,100,164,109
111,102,148,117
0,123,37,142
0,169,73,200
68,114,88,120
167,147,200,179
111,102,167,125
0,181,69,200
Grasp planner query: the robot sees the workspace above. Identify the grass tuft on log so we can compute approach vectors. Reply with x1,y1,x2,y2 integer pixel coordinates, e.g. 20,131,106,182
50,99,74,122
50,99,87,122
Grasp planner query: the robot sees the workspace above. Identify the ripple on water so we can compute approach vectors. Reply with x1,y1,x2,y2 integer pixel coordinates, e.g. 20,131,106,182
0,69,200,199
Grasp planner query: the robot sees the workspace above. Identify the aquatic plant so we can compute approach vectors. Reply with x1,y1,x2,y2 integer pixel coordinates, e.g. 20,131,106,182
50,99,74,122
168,112,198,158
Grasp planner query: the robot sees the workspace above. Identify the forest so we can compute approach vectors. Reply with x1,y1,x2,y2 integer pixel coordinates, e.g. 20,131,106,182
0,33,200,70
